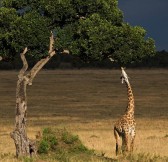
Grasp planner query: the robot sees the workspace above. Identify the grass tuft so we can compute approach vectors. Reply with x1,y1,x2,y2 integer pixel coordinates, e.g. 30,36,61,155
164,134,168,138
61,129,79,144
117,153,168,162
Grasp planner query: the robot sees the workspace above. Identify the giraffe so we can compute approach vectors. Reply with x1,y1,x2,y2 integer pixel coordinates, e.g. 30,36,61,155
114,67,136,155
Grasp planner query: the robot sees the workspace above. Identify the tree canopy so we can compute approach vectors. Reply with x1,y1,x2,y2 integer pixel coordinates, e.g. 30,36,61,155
0,0,156,65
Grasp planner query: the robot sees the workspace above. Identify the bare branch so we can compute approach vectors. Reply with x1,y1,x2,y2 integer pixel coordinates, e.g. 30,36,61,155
49,31,54,54
26,32,56,84
61,49,69,55
0,56,2,61
19,47,28,78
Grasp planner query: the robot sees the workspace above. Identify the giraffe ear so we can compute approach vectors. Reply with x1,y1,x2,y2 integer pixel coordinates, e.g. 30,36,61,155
121,78,124,84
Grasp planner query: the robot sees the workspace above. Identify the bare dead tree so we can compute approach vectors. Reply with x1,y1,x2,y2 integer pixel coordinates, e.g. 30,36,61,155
10,32,60,158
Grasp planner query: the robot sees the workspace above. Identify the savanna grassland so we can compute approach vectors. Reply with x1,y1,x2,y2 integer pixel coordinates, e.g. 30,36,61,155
0,69,168,161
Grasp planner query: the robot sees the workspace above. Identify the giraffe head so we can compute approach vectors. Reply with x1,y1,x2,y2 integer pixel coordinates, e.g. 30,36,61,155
120,67,129,84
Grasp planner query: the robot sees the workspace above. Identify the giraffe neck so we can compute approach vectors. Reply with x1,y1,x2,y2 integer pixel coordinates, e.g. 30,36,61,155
125,81,134,116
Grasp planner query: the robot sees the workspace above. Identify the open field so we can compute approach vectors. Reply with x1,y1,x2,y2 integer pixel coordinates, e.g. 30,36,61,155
0,69,168,161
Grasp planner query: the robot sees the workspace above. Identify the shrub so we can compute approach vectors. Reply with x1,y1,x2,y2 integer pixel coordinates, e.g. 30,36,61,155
38,128,58,154
38,140,50,154
61,130,79,144
37,128,95,161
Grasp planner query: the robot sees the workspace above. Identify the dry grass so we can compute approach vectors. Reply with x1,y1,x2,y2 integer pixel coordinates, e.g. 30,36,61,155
0,69,168,161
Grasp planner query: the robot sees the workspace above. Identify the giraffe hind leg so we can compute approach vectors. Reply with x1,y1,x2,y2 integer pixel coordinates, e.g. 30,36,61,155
116,142,118,155
122,133,129,154
114,128,120,156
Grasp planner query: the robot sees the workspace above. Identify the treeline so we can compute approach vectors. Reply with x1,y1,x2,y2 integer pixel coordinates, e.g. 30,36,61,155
0,50,167,70
133,50,168,68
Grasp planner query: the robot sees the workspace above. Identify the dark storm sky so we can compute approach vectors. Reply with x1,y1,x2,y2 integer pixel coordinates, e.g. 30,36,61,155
118,0,168,51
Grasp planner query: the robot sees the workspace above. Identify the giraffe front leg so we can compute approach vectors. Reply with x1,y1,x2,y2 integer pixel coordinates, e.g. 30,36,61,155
122,133,129,154
130,130,136,153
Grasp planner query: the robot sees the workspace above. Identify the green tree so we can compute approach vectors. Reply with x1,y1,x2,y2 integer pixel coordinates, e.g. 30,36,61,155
0,7,18,59
0,7,50,59
1,0,156,64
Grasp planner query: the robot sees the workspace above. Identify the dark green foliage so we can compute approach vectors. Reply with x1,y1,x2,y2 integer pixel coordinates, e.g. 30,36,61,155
0,7,18,59
38,140,50,154
38,128,58,154
38,128,90,154
61,129,89,154
1,0,156,65
37,128,94,162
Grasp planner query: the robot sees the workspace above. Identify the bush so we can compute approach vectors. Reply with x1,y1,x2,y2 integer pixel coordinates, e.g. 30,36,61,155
61,130,79,144
36,128,98,161
38,128,58,154
38,140,50,154
37,128,91,154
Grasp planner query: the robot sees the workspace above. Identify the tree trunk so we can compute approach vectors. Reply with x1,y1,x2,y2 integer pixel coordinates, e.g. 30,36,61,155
10,32,61,158
10,78,30,157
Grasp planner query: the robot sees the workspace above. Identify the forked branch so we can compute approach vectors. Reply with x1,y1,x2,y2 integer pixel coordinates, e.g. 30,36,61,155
26,32,56,84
